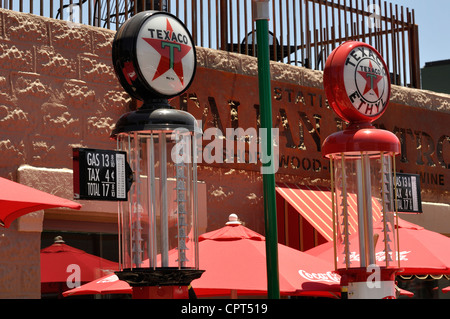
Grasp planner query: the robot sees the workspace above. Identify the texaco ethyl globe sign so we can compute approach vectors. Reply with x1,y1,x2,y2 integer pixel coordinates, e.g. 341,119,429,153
323,41,390,123
112,11,196,100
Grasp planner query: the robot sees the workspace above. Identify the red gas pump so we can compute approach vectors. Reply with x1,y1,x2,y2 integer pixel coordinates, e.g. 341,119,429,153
110,11,204,298
322,41,402,299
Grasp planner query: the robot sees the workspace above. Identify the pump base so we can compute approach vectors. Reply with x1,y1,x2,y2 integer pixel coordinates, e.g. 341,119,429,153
116,267,204,287
132,285,190,299
337,267,401,299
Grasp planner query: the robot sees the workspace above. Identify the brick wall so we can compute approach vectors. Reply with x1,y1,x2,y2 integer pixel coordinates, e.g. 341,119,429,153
0,9,129,181
0,9,129,298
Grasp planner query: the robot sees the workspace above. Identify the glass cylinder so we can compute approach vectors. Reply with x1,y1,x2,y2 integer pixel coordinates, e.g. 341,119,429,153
116,127,199,271
331,151,399,270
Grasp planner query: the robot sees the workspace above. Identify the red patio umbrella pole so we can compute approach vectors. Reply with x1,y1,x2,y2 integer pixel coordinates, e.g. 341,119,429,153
254,0,281,299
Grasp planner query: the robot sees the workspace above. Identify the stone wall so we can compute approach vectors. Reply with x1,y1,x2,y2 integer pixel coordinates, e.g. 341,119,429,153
0,9,128,181
0,9,449,298
0,9,128,298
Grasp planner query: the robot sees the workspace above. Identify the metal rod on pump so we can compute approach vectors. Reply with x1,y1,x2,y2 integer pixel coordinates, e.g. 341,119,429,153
130,132,138,268
392,152,401,269
147,134,157,269
193,131,200,270
363,154,375,265
127,134,133,269
380,152,390,268
117,137,123,270
361,153,369,267
341,154,350,269
330,156,337,271
356,156,366,267
133,132,143,267
160,132,169,267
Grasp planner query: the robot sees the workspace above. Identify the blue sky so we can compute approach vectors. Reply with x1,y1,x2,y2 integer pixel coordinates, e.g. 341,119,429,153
388,0,450,67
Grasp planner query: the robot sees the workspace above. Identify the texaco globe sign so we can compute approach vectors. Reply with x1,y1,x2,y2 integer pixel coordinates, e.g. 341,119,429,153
324,41,390,123
112,11,196,100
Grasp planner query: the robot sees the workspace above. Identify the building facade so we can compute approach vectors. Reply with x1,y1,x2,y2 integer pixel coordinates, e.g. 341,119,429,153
0,9,449,298
422,59,450,94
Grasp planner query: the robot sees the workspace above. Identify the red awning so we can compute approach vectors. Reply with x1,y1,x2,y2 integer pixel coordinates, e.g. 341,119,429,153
275,183,383,242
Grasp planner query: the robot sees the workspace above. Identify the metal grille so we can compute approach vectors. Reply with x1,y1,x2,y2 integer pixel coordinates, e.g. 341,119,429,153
1,0,420,88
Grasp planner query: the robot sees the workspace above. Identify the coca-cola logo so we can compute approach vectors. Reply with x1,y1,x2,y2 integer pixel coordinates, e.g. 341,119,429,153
298,270,340,283
342,250,411,262
343,45,389,118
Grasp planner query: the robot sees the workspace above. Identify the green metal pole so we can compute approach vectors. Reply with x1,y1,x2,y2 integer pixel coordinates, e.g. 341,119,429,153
253,0,280,299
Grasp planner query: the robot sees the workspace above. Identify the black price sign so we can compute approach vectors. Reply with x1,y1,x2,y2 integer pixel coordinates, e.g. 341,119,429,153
73,148,132,201
394,173,422,213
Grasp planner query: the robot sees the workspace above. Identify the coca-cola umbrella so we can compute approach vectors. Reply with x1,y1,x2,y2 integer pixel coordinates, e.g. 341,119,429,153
64,214,416,298
64,214,341,298
0,177,81,228
306,218,450,276
63,270,414,298
41,236,119,295
190,214,340,297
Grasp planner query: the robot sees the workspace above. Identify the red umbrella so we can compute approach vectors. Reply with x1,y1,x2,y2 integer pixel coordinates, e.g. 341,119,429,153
63,215,341,298
0,177,81,227
41,236,118,294
306,218,450,276
63,274,131,297
190,215,340,297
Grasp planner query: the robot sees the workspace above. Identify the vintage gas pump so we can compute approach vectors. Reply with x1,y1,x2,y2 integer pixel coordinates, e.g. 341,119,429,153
322,41,401,298
110,11,203,299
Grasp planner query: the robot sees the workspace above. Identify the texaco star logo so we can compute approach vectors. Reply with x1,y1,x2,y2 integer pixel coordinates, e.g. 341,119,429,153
135,14,195,96
343,46,389,117
142,18,192,85
357,60,384,98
